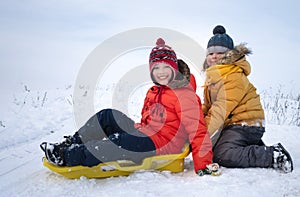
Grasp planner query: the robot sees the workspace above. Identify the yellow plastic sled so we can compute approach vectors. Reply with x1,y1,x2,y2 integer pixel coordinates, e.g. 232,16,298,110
43,145,190,179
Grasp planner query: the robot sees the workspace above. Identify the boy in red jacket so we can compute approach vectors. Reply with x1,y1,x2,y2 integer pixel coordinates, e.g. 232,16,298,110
41,38,215,175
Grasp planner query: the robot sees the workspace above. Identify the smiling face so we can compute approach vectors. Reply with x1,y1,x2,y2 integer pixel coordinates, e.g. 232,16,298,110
151,62,174,85
206,52,224,67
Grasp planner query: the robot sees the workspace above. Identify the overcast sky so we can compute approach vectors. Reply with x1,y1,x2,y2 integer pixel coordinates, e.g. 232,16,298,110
1,0,300,98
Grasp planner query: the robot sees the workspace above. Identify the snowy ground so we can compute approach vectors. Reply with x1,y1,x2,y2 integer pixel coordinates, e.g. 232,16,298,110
0,86,299,197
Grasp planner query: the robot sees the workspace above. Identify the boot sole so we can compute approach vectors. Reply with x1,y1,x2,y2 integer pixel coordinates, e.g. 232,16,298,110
278,143,293,172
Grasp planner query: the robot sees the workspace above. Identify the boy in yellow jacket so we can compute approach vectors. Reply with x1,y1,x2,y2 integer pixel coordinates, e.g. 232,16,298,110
202,25,293,173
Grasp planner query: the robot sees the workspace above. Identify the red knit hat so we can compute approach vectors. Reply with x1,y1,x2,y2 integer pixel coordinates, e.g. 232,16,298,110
149,38,178,75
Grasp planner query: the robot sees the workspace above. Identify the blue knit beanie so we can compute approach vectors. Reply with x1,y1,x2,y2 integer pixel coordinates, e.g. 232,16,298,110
207,25,234,55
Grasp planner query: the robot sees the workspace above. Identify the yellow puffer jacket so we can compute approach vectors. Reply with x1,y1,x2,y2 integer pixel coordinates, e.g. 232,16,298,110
202,44,265,141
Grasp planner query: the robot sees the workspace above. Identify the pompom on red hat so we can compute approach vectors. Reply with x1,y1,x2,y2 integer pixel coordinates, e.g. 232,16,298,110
149,38,178,75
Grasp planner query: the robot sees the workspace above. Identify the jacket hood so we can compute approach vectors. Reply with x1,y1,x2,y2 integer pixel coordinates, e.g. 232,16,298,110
203,43,252,76
167,60,191,89
217,43,252,64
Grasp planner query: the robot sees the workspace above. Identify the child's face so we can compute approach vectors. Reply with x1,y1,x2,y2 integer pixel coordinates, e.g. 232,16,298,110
152,62,173,85
206,52,224,67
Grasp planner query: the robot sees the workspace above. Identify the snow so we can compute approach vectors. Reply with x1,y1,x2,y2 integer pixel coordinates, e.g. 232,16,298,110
0,85,299,197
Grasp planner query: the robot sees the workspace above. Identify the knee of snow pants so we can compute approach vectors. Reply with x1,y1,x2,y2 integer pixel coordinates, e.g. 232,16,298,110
96,108,136,136
76,108,136,144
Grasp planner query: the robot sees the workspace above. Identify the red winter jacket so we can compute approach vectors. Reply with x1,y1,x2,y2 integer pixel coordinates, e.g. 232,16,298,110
135,70,212,172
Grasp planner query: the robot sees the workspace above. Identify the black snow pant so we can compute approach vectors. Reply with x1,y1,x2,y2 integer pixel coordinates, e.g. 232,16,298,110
213,125,274,168
63,109,156,167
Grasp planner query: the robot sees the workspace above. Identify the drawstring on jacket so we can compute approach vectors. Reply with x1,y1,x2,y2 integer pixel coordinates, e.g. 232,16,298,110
151,86,166,123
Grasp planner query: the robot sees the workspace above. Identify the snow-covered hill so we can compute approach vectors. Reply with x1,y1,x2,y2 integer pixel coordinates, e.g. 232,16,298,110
0,85,299,197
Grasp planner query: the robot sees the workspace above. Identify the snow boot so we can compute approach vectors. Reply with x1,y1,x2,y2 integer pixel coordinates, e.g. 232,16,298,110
40,142,65,166
272,143,293,173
